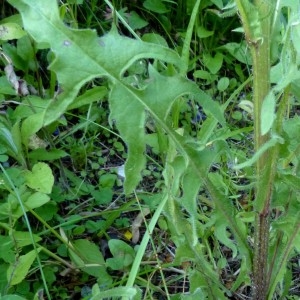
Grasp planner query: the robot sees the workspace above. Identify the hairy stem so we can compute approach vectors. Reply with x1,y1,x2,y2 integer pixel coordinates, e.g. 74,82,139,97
235,0,275,298
252,2,275,298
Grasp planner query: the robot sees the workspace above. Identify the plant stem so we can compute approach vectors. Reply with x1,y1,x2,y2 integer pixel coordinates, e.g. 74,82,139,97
250,1,275,298
235,0,275,298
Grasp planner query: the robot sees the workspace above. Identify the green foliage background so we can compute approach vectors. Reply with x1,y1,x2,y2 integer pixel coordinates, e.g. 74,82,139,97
0,0,299,299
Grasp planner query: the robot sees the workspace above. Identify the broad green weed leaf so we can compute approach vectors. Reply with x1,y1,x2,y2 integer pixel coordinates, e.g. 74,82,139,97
0,23,26,40
174,242,198,264
0,264,9,292
12,97,49,138
230,258,251,291
13,96,49,119
283,116,300,142
261,91,276,135
0,187,49,220
109,84,146,193
127,11,148,30
13,231,41,247
203,52,223,74
0,121,26,166
214,222,238,258
106,239,135,270
110,66,223,193
9,0,225,195
0,75,16,95
24,162,54,193
141,33,168,47
181,169,202,216
11,121,26,166
0,167,25,189
217,77,230,91
143,0,169,14
163,148,186,195
0,153,9,163
268,200,300,297
193,69,215,81
281,174,300,191
271,63,300,92
0,123,19,159
7,248,40,286
145,133,161,154
181,169,202,245
0,236,14,263
14,192,50,219
34,201,57,221
28,148,68,162
189,269,228,299
219,42,251,64
196,26,214,38
16,35,36,69
69,239,111,284
21,113,44,149
8,0,183,127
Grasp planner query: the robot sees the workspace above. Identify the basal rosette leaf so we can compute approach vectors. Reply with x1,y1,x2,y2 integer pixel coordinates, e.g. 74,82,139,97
110,66,224,193
141,66,224,125
109,84,146,193
9,0,226,195
268,196,300,296
8,0,184,127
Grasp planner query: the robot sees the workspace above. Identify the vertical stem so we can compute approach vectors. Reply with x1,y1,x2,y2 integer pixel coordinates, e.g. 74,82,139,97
251,1,272,297
235,0,275,298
